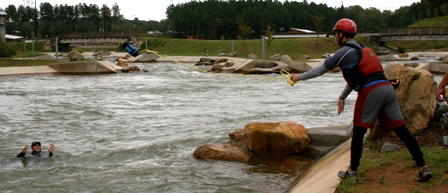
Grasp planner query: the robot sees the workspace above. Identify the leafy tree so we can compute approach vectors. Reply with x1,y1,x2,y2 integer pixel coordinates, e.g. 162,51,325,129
237,20,252,49
2,0,448,40
40,2,54,37
312,16,325,34
112,3,122,32
5,5,18,35
357,8,384,33
101,4,112,32
265,24,275,56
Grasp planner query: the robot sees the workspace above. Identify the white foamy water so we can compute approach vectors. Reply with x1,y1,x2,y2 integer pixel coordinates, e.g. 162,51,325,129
0,61,442,192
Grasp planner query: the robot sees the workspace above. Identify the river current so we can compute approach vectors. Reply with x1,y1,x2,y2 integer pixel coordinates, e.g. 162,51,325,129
0,61,442,192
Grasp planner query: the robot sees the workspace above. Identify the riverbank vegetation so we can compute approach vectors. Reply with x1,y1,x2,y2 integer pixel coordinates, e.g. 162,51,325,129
1,35,448,62
335,133,448,193
2,1,447,40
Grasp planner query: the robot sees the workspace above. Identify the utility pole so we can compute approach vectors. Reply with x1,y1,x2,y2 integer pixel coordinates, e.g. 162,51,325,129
33,0,37,56
34,0,37,37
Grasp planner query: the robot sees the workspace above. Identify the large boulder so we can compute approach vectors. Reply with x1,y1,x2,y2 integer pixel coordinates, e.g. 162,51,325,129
281,54,312,72
270,53,281,61
254,60,278,68
280,55,294,65
116,61,129,67
193,143,253,162
378,54,398,61
237,59,283,74
370,63,436,138
289,62,313,73
244,121,311,158
193,121,312,163
69,50,84,61
131,52,159,62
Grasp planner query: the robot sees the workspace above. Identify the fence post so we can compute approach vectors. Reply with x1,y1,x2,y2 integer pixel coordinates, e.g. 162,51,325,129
262,35,265,59
56,36,58,62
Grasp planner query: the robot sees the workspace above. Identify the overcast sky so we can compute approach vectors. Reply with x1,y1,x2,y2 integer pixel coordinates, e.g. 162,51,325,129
1,0,421,21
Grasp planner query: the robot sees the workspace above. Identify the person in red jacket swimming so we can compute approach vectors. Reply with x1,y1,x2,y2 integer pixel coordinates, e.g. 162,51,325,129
17,141,55,158
289,18,432,182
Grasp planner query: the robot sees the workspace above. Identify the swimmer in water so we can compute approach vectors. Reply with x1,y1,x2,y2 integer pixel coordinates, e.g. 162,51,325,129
17,141,55,157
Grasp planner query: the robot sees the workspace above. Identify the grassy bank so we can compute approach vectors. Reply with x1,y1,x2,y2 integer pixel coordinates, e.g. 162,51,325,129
2,36,448,65
136,36,448,61
336,140,448,193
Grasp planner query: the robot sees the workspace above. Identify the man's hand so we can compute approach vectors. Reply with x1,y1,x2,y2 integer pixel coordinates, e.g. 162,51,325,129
48,144,55,153
21,145,30,153
338,97,345,115
436,87,446,101
290,74,300,82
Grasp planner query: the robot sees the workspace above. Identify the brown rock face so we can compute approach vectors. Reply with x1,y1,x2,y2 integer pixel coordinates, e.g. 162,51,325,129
116,61,129,67
244,121,311,158
193,143,253,162
69,50,84,61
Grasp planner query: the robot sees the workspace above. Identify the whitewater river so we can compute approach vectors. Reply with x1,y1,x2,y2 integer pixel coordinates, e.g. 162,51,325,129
0,61,442,192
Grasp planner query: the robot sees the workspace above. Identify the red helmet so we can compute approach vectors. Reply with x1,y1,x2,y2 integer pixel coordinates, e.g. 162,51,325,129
333,18,357,35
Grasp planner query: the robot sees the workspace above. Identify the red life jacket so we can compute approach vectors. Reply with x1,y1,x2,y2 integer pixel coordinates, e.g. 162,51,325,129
342,43,386,91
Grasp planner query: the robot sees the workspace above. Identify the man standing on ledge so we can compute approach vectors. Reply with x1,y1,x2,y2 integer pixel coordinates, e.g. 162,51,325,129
17,141,56,158
289,18,432,182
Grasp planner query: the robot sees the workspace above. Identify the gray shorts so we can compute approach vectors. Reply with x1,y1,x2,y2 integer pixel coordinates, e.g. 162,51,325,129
353,82,405,130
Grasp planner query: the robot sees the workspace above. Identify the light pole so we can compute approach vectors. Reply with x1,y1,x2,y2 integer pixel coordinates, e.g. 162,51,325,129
33,0,37,56
34,0,37,37
259,13,264,37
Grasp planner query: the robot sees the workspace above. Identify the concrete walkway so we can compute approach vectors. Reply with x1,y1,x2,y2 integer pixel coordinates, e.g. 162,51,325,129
286,140,351,193
0,66,58,76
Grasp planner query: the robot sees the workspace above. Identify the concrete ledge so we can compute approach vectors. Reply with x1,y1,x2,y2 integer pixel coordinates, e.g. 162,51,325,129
419,62,448,74
307,124,352,146
0,66,58,76
286,139,351,193
47,60,118,74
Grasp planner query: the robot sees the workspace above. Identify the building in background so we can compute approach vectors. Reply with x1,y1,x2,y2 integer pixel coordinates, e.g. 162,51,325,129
272,28,328,39
0,9,6,42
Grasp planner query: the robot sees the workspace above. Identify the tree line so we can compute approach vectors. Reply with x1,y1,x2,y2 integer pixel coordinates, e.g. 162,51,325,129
3,0,447,40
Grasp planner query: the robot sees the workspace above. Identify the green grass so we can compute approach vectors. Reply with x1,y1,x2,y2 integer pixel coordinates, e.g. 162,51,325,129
1,36,448,67
410,15,448,27
335,143,448,193
134,36,448,60
137,37,360,61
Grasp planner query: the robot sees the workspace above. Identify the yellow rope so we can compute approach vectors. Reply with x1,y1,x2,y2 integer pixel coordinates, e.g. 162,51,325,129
280,69,296,86
140,49,293,85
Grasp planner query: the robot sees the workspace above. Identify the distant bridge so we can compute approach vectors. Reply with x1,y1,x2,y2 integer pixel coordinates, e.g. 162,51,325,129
369,27,448,46
52,32,133,51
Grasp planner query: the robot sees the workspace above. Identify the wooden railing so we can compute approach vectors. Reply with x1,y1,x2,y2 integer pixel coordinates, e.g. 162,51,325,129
58,32,131,39
378,27,448,37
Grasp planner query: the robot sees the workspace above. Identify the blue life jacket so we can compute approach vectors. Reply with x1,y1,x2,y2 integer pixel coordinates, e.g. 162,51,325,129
123,42,139,57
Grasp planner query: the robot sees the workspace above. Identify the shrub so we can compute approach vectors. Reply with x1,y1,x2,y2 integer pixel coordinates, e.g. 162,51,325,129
0,38,17,57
